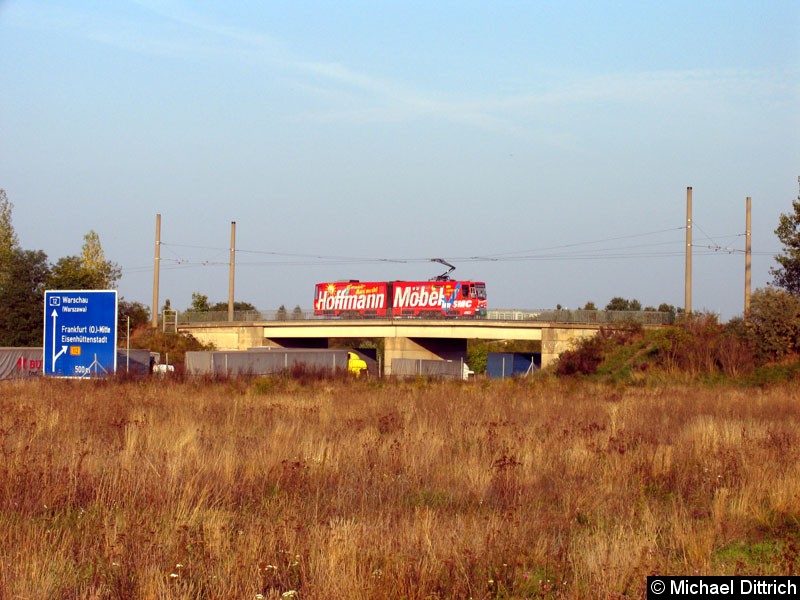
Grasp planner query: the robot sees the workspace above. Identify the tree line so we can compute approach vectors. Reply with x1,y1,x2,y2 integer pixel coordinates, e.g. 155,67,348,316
182,292,304,321
0,189,146,346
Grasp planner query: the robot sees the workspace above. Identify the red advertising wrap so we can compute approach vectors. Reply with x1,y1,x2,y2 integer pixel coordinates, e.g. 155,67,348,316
314,280,487,317
314,282,389,316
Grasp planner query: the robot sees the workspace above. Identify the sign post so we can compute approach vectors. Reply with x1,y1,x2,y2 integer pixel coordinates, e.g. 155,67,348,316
43,290,118,377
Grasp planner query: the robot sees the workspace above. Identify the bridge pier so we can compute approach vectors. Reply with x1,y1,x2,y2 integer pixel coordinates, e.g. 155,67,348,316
541,327,598,369
193,325,265,350
384,337,467,376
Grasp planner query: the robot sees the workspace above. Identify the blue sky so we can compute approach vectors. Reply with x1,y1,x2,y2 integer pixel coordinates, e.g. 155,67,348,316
2,0,798,318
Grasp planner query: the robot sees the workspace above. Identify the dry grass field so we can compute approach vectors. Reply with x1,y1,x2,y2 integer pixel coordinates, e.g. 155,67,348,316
0,376,798,599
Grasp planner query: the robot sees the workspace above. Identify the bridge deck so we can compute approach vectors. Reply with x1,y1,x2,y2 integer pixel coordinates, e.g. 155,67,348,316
177,317,618,341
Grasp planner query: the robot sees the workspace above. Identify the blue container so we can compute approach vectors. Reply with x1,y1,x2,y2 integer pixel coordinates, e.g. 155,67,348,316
486,352,541,378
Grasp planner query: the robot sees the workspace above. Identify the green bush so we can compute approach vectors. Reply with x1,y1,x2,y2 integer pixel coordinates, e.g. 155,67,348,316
555,314,761,382
555,325,642,377
128,327,213,368
746,287,800,361
742,361,800,386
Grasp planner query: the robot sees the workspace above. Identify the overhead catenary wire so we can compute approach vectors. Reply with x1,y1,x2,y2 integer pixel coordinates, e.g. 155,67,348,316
157,226,692,264
470,226,687,259
120,224,778,275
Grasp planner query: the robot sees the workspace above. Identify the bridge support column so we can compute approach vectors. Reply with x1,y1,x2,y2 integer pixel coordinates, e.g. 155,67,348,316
541,327,598,369
188,326,266,350
383,337,467,376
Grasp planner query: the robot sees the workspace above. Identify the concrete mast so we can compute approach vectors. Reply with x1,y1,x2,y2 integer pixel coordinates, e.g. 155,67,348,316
151,214,161,328
228,221,236,322
685,187,692,316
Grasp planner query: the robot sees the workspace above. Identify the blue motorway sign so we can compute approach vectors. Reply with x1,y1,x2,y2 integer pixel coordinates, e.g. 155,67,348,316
43,290,118,377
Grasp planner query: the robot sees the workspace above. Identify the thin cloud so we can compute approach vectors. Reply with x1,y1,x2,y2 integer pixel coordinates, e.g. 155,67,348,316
130,2,528,133
9,2,795,136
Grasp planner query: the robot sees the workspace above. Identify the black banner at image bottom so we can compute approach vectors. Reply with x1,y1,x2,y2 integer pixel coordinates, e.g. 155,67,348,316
647,576,799,598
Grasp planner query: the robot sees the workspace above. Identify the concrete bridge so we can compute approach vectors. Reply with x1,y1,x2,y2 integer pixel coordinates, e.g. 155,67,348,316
177,317,620,374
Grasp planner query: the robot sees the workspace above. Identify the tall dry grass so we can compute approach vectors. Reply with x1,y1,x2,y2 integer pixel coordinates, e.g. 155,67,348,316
0,377,798,599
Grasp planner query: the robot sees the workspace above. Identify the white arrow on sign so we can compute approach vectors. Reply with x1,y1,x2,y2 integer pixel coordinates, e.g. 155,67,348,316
50,309,67,373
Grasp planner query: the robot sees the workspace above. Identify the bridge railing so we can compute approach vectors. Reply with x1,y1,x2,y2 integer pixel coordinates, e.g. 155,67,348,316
177,310,316,323
176,309,675,326
486,309,674,325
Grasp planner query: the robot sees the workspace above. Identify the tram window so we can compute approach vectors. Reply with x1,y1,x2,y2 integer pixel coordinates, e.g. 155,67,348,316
461,285,470,298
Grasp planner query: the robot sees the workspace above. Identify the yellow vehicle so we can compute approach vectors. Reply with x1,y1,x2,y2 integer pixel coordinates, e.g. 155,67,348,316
347,351,368,376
